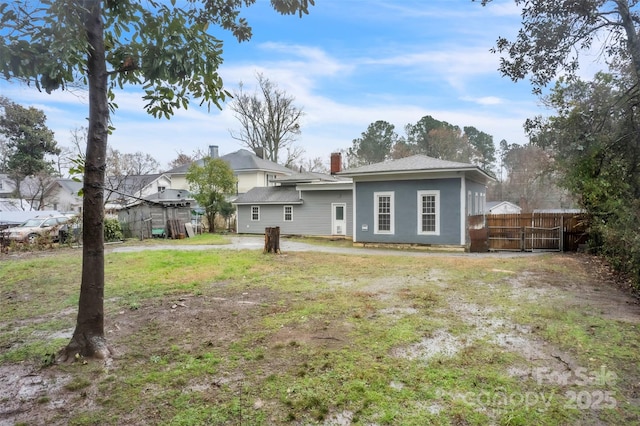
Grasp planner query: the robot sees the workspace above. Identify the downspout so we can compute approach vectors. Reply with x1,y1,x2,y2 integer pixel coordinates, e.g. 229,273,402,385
460,176,466,246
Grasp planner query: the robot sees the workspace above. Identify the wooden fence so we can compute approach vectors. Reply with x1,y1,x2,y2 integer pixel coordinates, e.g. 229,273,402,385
469,213,589,252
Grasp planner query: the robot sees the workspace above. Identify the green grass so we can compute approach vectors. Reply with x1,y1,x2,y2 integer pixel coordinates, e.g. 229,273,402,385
1,245,639,425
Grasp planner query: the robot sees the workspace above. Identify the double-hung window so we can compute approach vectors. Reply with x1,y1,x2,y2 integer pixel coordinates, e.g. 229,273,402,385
417,190,440,235
283,205,293,222
374,192,394,234
251,206,260,221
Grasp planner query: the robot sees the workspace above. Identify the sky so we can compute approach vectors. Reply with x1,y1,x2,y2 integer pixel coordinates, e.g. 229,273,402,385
0,0,583,172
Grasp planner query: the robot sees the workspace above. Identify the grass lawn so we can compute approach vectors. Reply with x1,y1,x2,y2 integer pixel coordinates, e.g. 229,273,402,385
1,240,639,425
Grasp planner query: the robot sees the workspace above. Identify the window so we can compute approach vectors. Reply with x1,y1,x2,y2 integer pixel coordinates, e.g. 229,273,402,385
374,192,394,234
417,190,440,235
158,186,166,193
284,205,293,221
475,192,479,215
251,206,260,221
467,191,472,216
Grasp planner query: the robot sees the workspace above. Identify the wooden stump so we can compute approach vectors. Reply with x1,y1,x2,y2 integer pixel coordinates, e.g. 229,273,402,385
264,226,281,254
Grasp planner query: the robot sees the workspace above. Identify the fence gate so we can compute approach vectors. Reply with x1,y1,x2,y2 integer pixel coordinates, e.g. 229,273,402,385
469,213,588,253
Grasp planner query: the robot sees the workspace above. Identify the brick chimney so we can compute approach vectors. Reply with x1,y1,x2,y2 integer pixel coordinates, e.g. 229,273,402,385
254,146,265,159
330,152,342,175
209,145,219,158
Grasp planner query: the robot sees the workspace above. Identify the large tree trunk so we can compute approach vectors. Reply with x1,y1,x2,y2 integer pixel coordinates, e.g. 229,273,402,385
61,0,111,360
616,0,640,82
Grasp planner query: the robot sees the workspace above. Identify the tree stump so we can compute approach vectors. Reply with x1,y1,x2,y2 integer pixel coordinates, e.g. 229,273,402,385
264,226,281,254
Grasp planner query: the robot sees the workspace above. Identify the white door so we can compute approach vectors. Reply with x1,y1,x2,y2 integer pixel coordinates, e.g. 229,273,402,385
332,203,346,235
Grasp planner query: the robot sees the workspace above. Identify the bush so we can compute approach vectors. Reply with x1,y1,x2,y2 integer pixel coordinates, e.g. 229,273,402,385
104,217,123,242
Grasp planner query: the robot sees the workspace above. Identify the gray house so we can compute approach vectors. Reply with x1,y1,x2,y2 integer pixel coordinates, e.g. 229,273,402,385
338,155,495,248
234,171,353,237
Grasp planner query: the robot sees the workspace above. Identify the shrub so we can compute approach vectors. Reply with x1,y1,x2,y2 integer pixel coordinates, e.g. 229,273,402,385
104,217,123,242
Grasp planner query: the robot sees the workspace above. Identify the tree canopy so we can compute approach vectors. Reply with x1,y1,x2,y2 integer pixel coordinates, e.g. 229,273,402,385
478,0,640,92
186,157,236,233
0,0,314,359
347,115,496,171
479,0,640,284
0,96,59,199
348,120,399,166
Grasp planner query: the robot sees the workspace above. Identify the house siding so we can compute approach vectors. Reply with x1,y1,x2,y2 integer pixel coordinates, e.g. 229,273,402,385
237,189,352,236
354,178,461,245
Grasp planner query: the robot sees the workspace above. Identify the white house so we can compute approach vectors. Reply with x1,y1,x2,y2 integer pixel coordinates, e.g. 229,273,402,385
485,201,522,214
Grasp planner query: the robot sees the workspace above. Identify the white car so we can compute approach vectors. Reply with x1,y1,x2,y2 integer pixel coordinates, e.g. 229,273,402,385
2,215,72,243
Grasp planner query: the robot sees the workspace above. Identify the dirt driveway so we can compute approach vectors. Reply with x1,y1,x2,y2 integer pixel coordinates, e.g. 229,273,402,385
109,235,536,258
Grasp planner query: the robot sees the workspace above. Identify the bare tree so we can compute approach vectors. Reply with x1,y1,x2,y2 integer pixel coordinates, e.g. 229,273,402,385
289,155,328,173
166,148,206,170
55,126,87,177
229,73,304,163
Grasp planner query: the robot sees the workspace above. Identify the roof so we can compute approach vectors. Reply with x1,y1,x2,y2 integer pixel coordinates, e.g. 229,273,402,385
338,155,495,181
0,209,63,225
120,189,194,209
533,208,584,214
106,173,165,189
486,201,521,210
272,171,351,185
50,179,83,195
0,198,28,212
233,186,302,205
144,189,194,202
166,149,293,175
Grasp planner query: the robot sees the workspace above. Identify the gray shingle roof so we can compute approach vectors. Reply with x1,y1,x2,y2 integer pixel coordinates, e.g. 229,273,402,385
338,155,481,175
54,179,83,194
272,171,350,185
144,189,193,202
234,186,302,205
166,149,292,175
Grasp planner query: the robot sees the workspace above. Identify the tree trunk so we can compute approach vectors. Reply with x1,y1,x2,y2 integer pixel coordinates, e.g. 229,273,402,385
61,0,111,360
264,226,280,253
208,211,216,233
616,0,640,82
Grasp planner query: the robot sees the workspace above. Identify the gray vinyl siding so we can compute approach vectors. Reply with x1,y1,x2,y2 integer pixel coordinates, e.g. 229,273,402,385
237,189,352,236
354,178,461,245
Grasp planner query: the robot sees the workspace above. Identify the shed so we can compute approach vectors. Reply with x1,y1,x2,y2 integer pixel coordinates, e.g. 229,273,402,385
117,189,194,239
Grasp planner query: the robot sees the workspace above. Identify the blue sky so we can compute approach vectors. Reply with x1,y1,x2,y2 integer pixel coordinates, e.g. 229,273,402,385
0,1,585,170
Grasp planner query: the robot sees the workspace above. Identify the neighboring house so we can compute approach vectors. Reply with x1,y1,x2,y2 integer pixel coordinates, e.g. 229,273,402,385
0,174,51,209
234,168,353,237
42,179,84,213
485,201,522,215
104,173,172,210
166,145,293,195
0,174,14,198
338,155,495,248
117,189,194,239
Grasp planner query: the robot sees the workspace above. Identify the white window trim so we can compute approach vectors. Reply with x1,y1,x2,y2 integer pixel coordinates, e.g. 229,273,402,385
417,190,440,235
283,205,293,222
251,206,260,221
374,191,394,235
